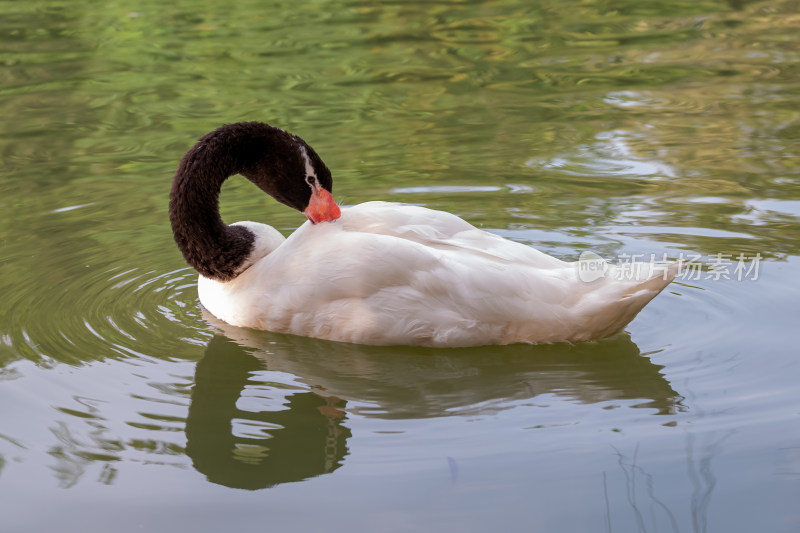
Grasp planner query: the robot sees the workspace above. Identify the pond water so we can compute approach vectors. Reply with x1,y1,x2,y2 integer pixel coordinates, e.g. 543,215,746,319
1,0,799,531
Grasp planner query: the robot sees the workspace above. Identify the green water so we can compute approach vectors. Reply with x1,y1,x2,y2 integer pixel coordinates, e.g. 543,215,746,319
1,0,799,531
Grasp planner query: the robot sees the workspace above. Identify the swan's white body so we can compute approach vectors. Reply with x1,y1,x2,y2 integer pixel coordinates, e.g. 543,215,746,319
199,202,677,347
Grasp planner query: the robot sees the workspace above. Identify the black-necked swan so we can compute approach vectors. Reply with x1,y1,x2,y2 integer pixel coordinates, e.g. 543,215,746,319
169,121,677,347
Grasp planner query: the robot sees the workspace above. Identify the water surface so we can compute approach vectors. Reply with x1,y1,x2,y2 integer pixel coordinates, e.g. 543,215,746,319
1,0,799,531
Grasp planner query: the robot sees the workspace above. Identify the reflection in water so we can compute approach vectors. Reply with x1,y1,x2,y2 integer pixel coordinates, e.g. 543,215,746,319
186,336,350,490
205,311,683,419
184,314,683,490
606,431,732,533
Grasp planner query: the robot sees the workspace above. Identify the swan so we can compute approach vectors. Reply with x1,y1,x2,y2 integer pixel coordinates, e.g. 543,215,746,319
170,121,677,347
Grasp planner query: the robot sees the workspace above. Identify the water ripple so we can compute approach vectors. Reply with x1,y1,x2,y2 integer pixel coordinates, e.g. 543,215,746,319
0,262,206,368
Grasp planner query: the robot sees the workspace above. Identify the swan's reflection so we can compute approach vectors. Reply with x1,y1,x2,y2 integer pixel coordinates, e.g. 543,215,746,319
185,335,351,490
186,313,682,489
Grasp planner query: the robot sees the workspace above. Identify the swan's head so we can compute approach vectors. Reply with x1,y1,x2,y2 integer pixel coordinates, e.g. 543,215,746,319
238,125,341,224
171,122,342,282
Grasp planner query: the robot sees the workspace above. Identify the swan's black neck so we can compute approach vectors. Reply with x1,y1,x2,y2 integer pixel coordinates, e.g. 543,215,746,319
169,122,322,281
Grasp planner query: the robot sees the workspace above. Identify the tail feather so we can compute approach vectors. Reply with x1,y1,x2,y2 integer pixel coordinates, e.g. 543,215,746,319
618,261,680,297
577,261,679,340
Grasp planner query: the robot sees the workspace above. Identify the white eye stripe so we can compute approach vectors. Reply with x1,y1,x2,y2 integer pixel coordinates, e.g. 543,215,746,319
298,145,318,187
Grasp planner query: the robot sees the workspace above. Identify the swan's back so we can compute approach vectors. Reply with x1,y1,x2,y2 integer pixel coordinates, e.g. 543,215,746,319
199,202,677,347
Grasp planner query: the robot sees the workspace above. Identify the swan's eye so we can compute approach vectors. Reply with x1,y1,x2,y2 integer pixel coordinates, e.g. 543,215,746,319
306,175,317,186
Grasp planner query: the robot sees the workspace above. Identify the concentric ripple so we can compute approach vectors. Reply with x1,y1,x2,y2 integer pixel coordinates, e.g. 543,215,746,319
0,260,207,368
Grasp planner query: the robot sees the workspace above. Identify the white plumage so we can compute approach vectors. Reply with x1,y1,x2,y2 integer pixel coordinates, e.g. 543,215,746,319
199,201,677,347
